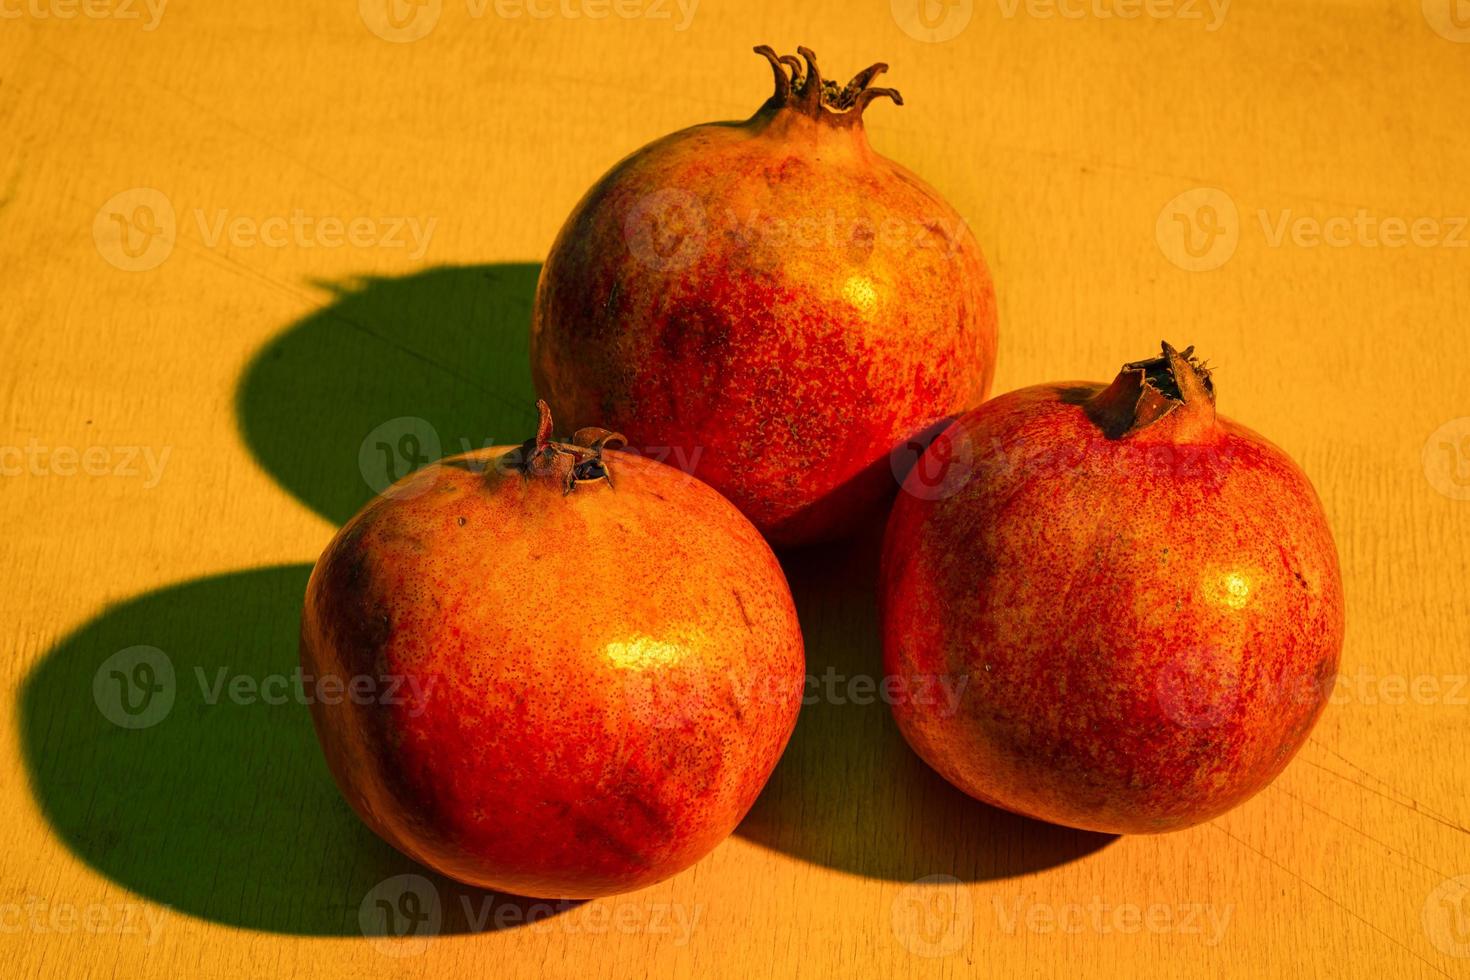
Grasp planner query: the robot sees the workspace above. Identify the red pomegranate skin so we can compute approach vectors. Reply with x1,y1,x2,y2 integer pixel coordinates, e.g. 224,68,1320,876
532,46,998,548
880,344,1345,835
300,422,804,898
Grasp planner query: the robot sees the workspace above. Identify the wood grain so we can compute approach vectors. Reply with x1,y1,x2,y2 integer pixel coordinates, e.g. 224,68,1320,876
2,1,1468,977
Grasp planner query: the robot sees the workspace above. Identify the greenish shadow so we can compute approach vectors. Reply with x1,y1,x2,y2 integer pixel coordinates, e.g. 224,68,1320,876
18,565,577,935
235,264,542,527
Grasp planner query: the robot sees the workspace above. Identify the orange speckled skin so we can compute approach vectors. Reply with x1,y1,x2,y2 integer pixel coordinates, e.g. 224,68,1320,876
880,382,1345,835
300,448,804,898
532,92,998,548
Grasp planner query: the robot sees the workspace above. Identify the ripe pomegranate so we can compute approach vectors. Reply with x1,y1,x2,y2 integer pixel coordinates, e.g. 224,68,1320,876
532,45,998,548
880,343,1344,834
301,404,804,898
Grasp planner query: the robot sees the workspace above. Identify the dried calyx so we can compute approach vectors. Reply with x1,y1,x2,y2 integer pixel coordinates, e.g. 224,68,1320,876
1084,342,1217,442
515,400,626,493
754,45,902,122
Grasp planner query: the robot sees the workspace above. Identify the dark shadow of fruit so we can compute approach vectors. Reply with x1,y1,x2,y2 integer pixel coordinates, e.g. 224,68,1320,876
235,264,541,527
18,565,574,935
738,527,1118,881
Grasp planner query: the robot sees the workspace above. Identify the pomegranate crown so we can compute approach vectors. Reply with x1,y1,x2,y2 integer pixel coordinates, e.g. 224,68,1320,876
1085,341,1218,442
517,400,627,494
753,45,903,123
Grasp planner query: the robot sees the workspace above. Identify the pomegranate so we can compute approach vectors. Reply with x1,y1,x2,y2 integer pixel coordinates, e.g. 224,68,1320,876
300,403,804,898
532,45,998,548
880,343,1344,834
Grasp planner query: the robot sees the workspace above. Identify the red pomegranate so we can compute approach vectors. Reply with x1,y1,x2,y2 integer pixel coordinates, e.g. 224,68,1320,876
301,404,804,898
880,344,1344,834
532,45,998,548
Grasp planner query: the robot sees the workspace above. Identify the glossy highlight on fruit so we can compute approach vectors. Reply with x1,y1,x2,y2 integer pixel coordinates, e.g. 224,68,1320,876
533,45,998,548
880,343,1345,834
301,404,805,898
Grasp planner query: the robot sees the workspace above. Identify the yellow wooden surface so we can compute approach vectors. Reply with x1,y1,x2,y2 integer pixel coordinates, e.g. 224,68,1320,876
3,1,1469,976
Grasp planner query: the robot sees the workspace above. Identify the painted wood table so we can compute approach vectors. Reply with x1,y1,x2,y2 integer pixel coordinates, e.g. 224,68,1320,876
2,0,1468,976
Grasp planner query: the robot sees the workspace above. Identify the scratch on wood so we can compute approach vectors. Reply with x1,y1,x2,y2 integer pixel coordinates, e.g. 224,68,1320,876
1210,824,1456,980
